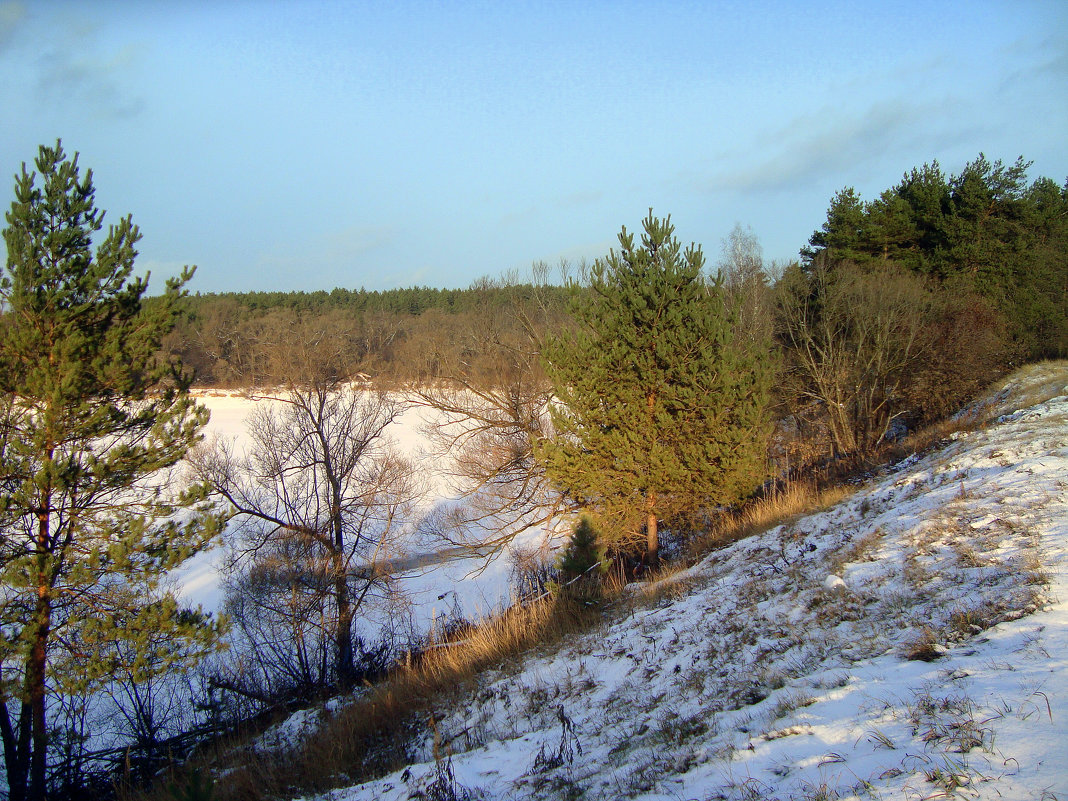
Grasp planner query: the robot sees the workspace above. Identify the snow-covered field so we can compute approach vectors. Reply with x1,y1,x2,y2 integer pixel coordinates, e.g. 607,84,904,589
174,390,556,634
289,362,1068,800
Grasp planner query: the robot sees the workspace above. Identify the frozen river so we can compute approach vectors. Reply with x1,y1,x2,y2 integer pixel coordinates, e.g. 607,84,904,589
173,389,560,637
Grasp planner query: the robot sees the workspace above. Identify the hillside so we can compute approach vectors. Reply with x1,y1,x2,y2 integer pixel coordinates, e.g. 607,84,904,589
250,362,1068,801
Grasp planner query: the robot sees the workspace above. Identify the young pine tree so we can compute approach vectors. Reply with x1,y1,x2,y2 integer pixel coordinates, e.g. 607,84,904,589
557,515,606,582
0,142,225,800
538,211,773,565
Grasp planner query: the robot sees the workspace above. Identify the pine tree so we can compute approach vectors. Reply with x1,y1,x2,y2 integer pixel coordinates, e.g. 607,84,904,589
801,187,867,264
801,154,1068,359
538,211,773,564
557,516,605,582
0,142,225,800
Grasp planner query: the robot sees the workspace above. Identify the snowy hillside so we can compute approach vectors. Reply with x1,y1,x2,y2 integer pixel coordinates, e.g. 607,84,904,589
292,362,1068,801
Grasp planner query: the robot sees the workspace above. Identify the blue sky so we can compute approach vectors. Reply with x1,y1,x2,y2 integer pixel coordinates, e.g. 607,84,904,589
2,0,1065,294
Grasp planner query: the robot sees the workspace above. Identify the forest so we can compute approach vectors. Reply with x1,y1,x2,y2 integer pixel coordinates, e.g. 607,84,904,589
1,143,1066,800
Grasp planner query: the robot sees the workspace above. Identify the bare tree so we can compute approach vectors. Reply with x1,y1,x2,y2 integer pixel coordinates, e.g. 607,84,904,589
717,223,775,351
413,266,572,553
192,318,417,691
776,258,933,457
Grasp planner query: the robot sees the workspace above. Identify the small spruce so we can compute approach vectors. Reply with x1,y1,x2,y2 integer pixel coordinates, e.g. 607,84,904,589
557,515,606,582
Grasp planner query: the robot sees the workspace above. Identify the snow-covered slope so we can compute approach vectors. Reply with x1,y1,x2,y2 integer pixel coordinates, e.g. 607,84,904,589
306,362,1068,801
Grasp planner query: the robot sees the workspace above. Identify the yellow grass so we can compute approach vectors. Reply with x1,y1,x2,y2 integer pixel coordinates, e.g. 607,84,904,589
134,594,596,801
685,478,854,560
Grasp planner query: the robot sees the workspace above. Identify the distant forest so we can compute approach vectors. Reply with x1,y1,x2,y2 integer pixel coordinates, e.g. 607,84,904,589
160,280,575,387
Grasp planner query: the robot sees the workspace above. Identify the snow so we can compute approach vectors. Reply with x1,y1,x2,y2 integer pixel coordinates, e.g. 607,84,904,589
822,575,846,592
173,389,560,628
286,362,1068,800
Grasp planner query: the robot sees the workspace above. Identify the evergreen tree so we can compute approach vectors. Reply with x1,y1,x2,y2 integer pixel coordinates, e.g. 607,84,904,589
556,516,606,582
893,161,950,274
802,154,1068,359
538,212,773,564
0,142,224,800
801,187,867,264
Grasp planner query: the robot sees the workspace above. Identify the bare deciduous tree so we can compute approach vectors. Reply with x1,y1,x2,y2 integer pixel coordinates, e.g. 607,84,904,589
717,223,776,351
414,266,572,553
776,258,934,457
193,319,418,691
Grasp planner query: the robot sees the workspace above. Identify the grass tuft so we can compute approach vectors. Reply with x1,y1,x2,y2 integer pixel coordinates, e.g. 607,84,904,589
685,479,853,560
903,627,946,662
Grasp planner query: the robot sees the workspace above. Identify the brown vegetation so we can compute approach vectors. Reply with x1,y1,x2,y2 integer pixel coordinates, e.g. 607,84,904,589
126,593,599,801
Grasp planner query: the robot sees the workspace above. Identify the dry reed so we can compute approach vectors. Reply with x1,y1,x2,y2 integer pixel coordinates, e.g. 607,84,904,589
685,478,853,560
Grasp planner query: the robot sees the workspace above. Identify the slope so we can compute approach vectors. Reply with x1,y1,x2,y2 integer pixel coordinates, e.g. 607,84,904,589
293,361,1067,801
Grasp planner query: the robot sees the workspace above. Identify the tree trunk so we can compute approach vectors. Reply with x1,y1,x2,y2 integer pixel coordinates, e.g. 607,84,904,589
27,596,50,801
335,576,355,688
646,497,659,568
25,508,54,801
333,546,355,688
645,392,659,567
329,470,356,689
1,701,31,801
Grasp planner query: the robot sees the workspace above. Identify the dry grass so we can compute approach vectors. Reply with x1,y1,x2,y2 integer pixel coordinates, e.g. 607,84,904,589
987,360,1068,417
876,363,1064,465
884,360,1067,464
903,626,946,662
129,595,597,801
685,478,853,560
632,561,702,607
826,527,885,577
878,411,986,469
1020,549,1052,587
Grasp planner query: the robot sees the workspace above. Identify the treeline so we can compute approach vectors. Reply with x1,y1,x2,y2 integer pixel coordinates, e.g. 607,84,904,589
190,282,566,316
158,280,574,386
802,154,1068,361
